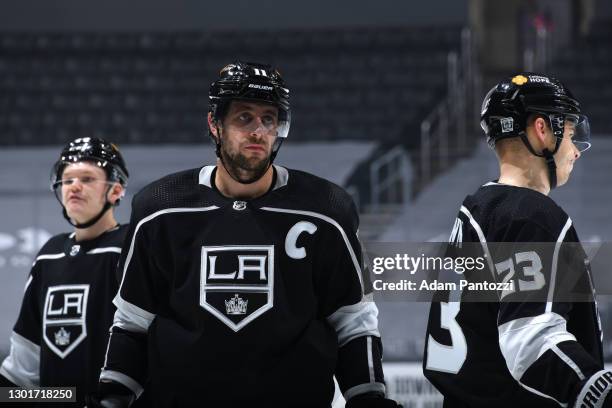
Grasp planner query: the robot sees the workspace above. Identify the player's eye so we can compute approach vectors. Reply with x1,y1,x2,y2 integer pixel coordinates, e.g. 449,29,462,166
80,176,96,184
237,113,252,123
261,115,277,127
61,178,75,186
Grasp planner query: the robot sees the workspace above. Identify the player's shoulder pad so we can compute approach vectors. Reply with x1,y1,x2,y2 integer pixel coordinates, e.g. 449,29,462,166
468,184,571,240
130,168,203,220
510,189,569,237
100,223,130,247
36,232,71,257
282,169,359,231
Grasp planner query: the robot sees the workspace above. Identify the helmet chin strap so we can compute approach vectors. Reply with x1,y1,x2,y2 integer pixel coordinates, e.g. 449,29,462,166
60,185,115,229
213,124,283,185
542,148,557,190
519,132,562,191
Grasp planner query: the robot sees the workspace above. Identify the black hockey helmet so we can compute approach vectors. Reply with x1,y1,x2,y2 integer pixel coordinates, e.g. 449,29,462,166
51,137,129,187
480,73,591,189
51,137,129,229
208,61,291,185
208,61,291,139
481,73,590,152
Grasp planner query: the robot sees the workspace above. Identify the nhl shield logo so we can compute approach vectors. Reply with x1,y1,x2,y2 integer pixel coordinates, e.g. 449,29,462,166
200,245,274,332
43,285,89,359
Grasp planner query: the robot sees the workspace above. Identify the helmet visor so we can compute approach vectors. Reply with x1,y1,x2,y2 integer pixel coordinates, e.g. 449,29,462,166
223,102,291,139
562,114,591,152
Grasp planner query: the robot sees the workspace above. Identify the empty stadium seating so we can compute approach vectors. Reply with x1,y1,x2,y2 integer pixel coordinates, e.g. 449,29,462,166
551,19,612,134
0,26,461,145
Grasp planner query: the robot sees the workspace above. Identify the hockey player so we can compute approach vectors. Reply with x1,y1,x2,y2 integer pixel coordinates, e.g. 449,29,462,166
89,61,400,408
423,73,609,407
0,137,130,406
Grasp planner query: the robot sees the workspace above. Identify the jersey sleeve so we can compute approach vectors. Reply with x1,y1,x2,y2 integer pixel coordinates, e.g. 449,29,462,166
100,193,163,397
495,218,607,407
317,197,386,400
0,263,42,387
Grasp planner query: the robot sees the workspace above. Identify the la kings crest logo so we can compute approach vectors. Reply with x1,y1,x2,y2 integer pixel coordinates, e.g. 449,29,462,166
200,245,274,332
43,285,89,358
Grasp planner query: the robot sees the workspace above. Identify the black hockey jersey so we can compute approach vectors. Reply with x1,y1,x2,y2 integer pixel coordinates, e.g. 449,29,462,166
423,182,604,408
101,165,384,407
0,225,127,407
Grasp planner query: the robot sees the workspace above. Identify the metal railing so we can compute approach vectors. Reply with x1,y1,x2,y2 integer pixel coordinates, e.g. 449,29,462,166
369,145,411,212
418,27,479,190
366,27,479,211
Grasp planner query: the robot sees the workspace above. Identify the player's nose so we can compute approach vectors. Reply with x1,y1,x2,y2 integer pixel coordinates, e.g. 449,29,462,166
574,144,581,160
249,119,268,138
67,179,84,191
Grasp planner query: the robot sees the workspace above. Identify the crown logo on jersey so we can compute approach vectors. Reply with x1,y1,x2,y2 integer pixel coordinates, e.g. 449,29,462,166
225,294,248,315
54,327,71,346
232,201,247,211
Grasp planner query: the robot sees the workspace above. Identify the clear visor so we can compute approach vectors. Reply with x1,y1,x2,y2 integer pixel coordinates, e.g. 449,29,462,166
49,160,118,198
51,175,116,201
277,112,290,139
237,113,290,139
224,102,291,139
557,114,591,152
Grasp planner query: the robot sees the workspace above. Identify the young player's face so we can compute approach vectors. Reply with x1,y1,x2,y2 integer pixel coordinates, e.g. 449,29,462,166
218,101,279,183
554,120,582,187
60,162,114,224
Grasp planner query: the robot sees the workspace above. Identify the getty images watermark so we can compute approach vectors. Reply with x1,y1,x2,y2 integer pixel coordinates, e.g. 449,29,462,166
363,242,612,302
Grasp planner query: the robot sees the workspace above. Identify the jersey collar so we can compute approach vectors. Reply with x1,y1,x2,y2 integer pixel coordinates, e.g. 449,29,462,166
198,164,289,191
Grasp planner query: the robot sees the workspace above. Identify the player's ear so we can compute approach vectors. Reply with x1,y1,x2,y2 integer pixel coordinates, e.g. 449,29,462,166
527,116,553,151
532,117,552,146
208,113,220,139
108,182,125,205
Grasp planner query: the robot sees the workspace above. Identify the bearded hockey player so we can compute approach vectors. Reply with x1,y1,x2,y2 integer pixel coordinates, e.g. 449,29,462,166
89,61,400,408
0,137,130,406
423,73,610,407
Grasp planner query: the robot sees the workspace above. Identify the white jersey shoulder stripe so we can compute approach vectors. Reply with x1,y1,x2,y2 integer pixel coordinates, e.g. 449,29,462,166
87,246,122,255
459,205,496,280
23,275,33,293
260,206,364,293
546,217,572,312
33,252,65,266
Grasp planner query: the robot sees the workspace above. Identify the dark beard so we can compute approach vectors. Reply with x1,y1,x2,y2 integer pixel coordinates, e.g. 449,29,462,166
220,144,270,184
